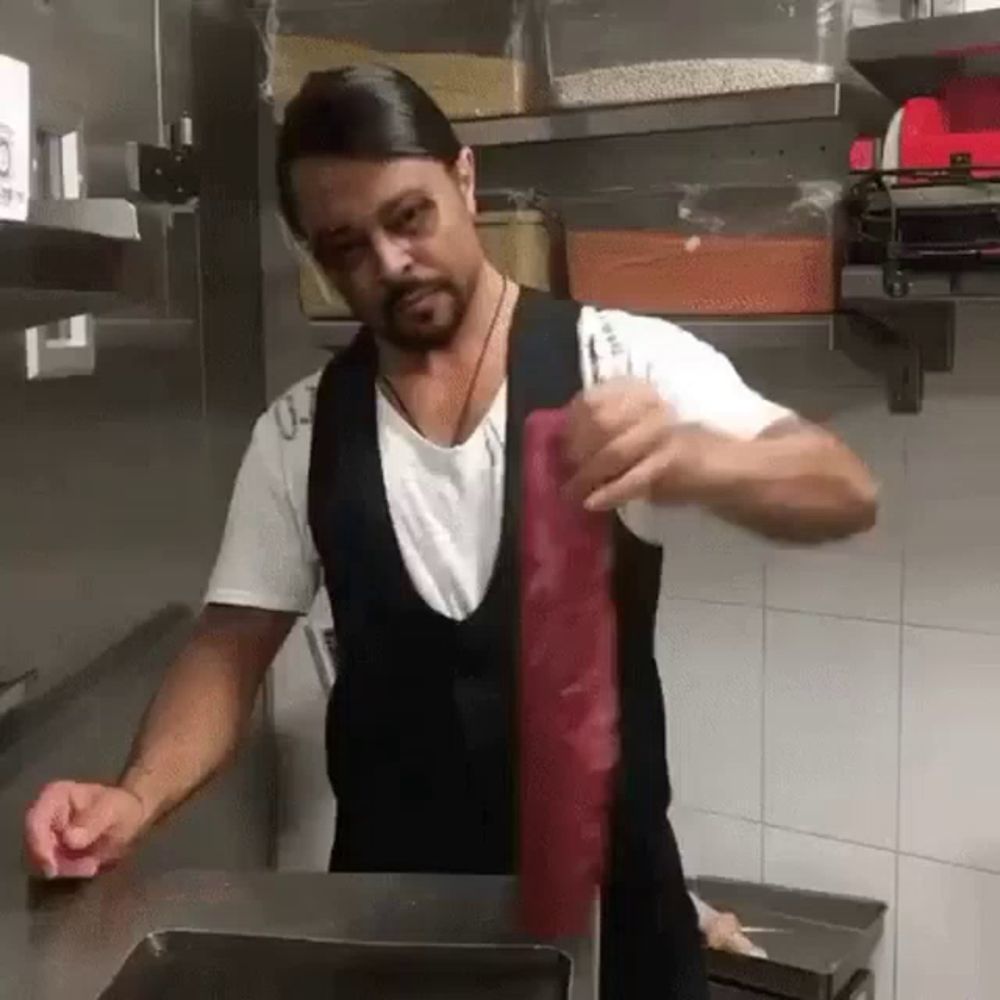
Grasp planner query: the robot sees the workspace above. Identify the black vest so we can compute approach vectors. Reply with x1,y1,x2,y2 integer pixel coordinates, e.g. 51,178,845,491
309,290,707,1000
307,289,708,999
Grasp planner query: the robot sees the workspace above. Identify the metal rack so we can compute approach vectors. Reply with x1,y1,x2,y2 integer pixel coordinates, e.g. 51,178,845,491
843,264,1000,301
455,82,890,148
309,316,838,355
287,10,1000,413
849,8,1000,102
836,10,1000,410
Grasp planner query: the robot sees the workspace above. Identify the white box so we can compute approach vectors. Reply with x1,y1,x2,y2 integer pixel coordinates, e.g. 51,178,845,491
0,54,30,222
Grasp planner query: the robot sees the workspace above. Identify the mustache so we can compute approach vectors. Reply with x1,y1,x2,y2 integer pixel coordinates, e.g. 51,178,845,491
382,279,453,315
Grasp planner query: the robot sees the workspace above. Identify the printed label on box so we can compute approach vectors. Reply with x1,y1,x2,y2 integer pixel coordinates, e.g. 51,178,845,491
0,54,30,222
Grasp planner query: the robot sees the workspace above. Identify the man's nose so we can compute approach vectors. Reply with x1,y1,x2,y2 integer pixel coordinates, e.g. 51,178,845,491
371,231,412,281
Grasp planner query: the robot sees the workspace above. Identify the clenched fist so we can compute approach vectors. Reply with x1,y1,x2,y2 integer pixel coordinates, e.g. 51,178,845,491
564,378,719,512
24,781,147,879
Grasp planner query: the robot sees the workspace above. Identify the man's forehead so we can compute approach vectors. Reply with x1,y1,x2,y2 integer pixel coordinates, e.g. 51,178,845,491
292,156,451,200
292,155,446,230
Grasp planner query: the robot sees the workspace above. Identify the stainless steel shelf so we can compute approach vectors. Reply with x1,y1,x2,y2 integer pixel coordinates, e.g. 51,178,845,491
24,198,140,241
676,315,835,352
308,314,835,354
849,10,1000,101
0,198,140,333
455,82,891,148
0,289,126,332
304,307,949,414
842,264,1000,301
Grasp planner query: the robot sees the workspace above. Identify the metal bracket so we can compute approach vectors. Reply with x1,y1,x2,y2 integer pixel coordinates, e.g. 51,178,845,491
20,128,98,378
0,669,37,726
25,313,96,379
126,114,198,205
835,305,955,413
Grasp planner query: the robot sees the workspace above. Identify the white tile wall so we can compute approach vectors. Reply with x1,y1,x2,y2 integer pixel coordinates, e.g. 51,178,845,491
765,535,903,624
903,456,1000,635
897,854,1000,1000
673,806,763,883
900,627,1000,873
903,387,1000,634
765,390,905,622
657,599,764,820
764,611,900,849
763,827,897,1000
657,319,1000,1000
659,508,764,607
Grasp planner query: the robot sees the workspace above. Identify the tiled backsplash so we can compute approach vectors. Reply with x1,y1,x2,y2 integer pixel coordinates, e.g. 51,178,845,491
663,304,1000,1000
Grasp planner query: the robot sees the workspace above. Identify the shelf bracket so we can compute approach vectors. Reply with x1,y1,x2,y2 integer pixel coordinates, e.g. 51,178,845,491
125,115,198,206
835,305,955,414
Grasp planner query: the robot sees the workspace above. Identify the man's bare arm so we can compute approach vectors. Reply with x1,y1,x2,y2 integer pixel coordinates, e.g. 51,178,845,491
120,604,296,830
692,419,878,545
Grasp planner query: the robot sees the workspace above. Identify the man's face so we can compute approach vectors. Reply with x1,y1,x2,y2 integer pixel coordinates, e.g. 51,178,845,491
290,151,484,352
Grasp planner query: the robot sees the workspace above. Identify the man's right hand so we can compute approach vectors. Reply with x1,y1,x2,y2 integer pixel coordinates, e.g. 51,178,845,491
23,781,147,879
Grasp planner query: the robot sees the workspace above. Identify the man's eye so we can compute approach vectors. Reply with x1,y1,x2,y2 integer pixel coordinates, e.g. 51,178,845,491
313,238,366,272
392,201,433,235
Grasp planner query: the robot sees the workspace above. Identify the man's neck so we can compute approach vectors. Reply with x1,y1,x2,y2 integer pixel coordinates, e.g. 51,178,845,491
376,265,518,447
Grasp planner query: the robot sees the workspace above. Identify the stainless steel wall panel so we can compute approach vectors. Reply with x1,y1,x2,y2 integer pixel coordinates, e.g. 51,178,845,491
0,317,213,694
191,0,268,500
1,0,273,874
258,112,329,400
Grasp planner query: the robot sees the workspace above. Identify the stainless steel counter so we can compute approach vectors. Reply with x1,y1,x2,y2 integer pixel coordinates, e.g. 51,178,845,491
0,868,597,1000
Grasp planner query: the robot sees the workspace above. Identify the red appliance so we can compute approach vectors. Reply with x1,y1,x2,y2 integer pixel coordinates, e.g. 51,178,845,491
898,77,1000,179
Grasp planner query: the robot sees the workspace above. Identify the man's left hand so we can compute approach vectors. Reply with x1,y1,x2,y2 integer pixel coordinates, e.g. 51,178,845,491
563,378,717,513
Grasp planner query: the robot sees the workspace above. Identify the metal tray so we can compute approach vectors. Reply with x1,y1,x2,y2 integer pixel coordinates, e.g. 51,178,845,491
98,932,572,1000
690,878,887,1000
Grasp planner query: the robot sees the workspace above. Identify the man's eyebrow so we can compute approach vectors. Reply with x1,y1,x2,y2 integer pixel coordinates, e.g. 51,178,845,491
311,224,355,242
378,188,429,218
309,189,428,245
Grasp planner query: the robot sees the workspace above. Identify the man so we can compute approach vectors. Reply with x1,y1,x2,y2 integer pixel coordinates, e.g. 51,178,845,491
24,66,877,999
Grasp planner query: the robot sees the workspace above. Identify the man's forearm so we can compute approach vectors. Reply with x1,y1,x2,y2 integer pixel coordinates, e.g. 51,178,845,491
690,423,879,544
119,606,295,829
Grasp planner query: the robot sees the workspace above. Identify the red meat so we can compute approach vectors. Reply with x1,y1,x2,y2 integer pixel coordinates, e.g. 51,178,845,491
519,407,619,939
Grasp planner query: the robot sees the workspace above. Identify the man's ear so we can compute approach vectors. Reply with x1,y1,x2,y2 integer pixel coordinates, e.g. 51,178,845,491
453,147,477,214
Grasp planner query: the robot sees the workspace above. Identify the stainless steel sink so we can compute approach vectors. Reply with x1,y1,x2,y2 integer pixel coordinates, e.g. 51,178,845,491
97,932,572,1000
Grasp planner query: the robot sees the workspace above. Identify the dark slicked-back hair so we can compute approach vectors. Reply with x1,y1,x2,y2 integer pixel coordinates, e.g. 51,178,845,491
277,64,463,236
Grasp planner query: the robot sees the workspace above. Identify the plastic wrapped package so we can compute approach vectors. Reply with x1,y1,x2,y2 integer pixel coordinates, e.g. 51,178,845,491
541,0,849,108
299,193,567,320
519,408,618,939
562,183,840,316
259,0,542,119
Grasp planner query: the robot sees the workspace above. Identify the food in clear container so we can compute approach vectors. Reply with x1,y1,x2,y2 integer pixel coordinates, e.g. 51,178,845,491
542,0,847,109
563,184,839,316
262,0,540,119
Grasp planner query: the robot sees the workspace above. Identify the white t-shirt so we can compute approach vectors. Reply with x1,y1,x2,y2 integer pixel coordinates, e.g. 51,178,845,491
206,306,790,619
